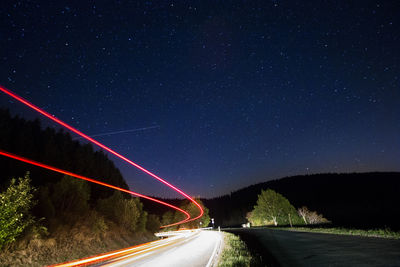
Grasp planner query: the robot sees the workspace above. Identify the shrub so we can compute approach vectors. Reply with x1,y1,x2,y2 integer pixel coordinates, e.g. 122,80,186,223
97,192,144,232
146,214,161,233
165,198,210,230
90,211,108,235
0,172,36,249
136,209,147,232
51,175,90,218
36,185,55,220
161,211,176,230
297,206,329,225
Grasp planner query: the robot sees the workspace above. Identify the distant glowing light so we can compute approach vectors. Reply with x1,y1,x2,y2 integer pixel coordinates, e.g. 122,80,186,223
0,85,203,225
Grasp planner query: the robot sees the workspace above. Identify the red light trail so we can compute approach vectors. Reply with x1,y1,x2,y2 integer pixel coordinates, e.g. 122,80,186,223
49,230,199,266
0,149,189,228
0,85,203,225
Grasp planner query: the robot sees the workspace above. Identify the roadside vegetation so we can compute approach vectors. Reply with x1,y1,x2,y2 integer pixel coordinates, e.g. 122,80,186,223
274,226,400,239
247,189,328,227
203,172,400,231
218,232,254,267
0,172,160,266
161,198,210,230
0,110,162,265
0,173,36,250
246,188,399,240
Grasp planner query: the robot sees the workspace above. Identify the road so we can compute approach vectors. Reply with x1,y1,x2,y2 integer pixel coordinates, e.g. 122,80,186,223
227,228,400,266
54,230,222,267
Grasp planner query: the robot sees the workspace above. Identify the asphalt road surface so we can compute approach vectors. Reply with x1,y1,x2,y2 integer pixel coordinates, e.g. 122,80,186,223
100,230,221,267
227,228,400,267
54,230,222,267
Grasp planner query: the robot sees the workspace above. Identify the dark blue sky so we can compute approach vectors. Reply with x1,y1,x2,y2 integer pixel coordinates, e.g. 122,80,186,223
1,0,399,198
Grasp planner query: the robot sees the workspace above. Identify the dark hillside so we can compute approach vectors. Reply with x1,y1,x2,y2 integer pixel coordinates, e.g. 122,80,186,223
141,198,183,216
203,172,400,230
0,108,129,201
0,109,159,265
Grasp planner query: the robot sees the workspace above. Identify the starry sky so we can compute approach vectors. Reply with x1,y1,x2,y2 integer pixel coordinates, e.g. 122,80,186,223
1,0,399,198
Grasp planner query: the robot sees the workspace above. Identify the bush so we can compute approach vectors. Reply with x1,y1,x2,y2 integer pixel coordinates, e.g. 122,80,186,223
0,172,36,249
146,214,161,233
163,198,210,230
36,185,55,221
161,211,176,230
97,192,145,232
136,209,147,232
90,211,108,235
51,175,90,218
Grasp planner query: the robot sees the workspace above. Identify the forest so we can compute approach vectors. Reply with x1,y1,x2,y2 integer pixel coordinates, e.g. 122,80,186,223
0,109,162,264
141,171,400,230
142,172,400,230
0,108,128,200
0,108,213,265
2,107,399,264
202,172,400,230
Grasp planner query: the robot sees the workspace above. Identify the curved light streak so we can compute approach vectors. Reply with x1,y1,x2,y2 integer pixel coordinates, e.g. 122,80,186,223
50,230,197,266
0,149,189,228
0,85,204,224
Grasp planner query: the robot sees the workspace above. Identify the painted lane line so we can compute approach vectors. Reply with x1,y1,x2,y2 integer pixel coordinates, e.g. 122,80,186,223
101,232,200,266
206,233,222,267
52,236,184,267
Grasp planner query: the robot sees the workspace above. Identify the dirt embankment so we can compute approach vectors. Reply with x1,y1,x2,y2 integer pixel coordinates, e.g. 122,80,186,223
0,220,157,266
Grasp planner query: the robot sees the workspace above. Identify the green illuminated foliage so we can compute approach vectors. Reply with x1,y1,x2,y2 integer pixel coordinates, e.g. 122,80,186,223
249,189,299,226
0,172,35,249
176,198,210,229
161,199,211,230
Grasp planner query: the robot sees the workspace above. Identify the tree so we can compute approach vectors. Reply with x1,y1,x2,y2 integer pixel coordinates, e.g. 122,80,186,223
177,198,210,229
136,207,147,232
146,214,161,233
118,198,141,231
0,173,36,249
246,211,265,226
52,175,90,217
297,206,329,224
36,185,55,221
0,108,129,201
97,192,146,232
298,206,310,224
249,189,298,226
162,199,211,230
161,211,175,229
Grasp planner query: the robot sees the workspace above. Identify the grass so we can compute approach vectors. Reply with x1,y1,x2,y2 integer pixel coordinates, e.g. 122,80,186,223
218,232,254,267
274,226,400,239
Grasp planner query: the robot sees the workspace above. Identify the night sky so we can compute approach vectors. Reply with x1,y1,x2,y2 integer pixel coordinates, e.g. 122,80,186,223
1,1,399,198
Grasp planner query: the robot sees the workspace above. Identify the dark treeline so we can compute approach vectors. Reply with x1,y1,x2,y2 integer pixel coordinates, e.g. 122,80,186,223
4,108,398,232
140,173,400,230
0,108,128,200
0,108,145,228
141,198,183,216
202,172,400,230
0,110,162,263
